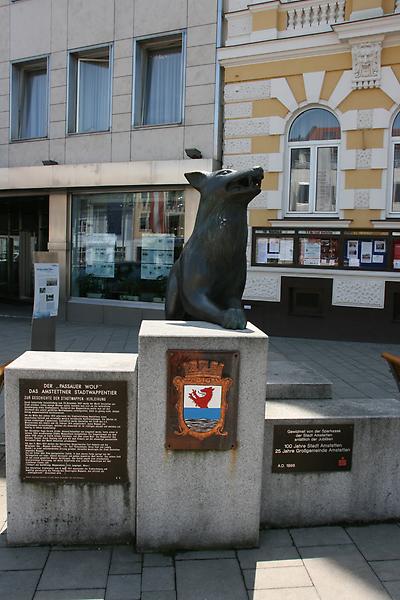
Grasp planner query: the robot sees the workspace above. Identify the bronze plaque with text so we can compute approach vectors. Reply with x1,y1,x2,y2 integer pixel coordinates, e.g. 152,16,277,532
20,379,128,483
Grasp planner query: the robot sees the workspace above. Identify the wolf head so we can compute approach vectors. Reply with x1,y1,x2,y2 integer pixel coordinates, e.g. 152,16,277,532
184,166,264,206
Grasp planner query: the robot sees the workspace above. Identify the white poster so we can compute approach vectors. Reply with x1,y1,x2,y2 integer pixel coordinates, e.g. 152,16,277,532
141,234,175,280
268,238,280,254
256,238,268,263
280,238,294,262
361,241,373,263
303,240,321,266
33,264,60,319
85,233,116,278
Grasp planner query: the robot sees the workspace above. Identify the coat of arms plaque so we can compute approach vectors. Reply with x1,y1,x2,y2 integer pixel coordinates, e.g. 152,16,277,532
166,350,239,450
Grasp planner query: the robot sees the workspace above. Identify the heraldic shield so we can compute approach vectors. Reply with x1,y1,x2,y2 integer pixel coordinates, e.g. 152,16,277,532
167,351,239,450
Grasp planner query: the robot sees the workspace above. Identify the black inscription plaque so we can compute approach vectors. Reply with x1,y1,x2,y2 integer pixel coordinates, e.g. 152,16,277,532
20,379,128,483
272,424,354,473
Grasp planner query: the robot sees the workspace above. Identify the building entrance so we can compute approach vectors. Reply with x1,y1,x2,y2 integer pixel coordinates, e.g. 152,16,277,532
0,197,49,301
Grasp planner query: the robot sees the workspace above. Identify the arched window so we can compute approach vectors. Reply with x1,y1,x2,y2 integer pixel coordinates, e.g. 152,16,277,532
288,108,341,214
392,112,400,213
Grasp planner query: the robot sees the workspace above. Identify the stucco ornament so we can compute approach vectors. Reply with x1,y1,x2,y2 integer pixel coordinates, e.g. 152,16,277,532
352,42,382,89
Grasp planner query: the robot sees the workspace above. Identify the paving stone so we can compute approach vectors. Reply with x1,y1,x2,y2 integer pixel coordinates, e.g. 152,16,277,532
290,527,352,547
249,590,320,600
243,566,312,590
0,569,41,600
383,581,400,599
34,591,106,600
38,549,111,590
105,574,141,599
237,545,302,570
176,558,247,600
109,546,142,575
143,553,173,567
175,550,235,560
141,567,175,592
346,525,400,560
0,546,49,570
259,530,293,547
299,544,390,599
370,560,400,581
141,593,176,600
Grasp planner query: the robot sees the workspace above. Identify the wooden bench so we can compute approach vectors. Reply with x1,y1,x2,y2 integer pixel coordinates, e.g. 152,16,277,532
382,352,400,393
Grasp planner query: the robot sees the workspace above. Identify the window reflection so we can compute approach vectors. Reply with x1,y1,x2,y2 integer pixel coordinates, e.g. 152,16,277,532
289,109,341,142
71,191,184,302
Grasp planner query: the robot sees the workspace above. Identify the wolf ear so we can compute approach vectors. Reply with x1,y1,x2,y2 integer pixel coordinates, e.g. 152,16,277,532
184,171,209,191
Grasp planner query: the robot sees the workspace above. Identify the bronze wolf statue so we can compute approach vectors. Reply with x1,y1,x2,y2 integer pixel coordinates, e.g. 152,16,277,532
165,166,264,330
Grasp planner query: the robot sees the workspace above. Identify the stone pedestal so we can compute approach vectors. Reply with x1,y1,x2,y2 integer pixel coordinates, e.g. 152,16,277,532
136,321,268,552
5,351,137,545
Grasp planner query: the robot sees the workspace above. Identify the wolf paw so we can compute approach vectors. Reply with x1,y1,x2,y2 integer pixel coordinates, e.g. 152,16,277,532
222,308,247,330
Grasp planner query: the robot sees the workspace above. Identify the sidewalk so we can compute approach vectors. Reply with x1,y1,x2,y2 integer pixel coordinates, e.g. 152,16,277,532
0,446,399,600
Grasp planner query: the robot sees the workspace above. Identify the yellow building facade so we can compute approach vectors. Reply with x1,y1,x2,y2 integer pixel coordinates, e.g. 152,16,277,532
219,0,400,340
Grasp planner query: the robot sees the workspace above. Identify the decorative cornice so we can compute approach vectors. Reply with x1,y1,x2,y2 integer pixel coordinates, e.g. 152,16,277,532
332,13,400,39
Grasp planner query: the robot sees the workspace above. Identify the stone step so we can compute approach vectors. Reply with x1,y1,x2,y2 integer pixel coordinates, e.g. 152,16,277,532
266,360,332,400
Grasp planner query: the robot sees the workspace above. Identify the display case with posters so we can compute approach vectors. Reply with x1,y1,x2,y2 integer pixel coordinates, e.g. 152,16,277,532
342,233,389,270
253,230,295,266
298,232,340,267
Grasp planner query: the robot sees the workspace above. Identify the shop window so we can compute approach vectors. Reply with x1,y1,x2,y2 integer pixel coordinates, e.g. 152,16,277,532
287,108,340,215
391,112,400,213
71,191,184,303
11,57,48,140
134,33,184,127
68,45,112,134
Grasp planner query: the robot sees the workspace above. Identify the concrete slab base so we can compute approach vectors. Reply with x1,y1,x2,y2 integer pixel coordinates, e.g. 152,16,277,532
5,351,137,545
262,397,400,527
266,361,332,400
136,320,268,552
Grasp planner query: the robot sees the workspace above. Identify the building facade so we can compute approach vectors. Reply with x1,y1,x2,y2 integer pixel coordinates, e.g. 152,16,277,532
219,0,400,340
0,0,221,323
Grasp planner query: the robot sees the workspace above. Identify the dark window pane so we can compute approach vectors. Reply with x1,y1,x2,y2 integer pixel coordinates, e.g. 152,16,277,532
393,112,400,137
316,147,337,212
289,147,310,211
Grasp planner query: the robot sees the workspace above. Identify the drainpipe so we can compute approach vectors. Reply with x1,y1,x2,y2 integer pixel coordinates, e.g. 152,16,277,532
213,0,224,165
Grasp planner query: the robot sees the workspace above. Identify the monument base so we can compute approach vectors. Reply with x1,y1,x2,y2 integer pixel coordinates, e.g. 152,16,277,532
5,351,137,545
136,320,268,552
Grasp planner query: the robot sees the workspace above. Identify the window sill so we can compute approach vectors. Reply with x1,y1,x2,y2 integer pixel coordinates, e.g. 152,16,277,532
67,129,111,137
132,122,183,131
10,136,48,143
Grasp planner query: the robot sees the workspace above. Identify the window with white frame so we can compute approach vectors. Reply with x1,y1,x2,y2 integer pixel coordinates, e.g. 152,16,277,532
134,33,184,127
287,108,341,214
392,112,400,213
11,57,48,140
68,45,112,134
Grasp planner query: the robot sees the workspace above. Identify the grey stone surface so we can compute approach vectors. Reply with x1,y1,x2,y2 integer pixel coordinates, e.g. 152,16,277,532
143,554,173,567
109,546,142,575
249,591,320,600
370,559,400,581
258,529,294,547
0,546,49,570
0,570,42,600
346,525,400,560
289,526,352,547
141,593,176,600
237,545,301,570
262,398,400,527
175,550,236,560
5,352,137,545
38,549,111,590
136,321,268,551
34,592,106,600
176,558,248,600
299,544,391,600
383,581,400,599
266,361,332,400
105,574,141,599
243,566,312,590
141,567,175,592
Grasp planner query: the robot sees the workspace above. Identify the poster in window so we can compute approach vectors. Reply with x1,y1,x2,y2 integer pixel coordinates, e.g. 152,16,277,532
141,233,175,280
303,240,321,266
393,241,400,269
280,238,294,263
347,240,359,258
268,238,280,254
360,241,373,264
374,240,386,253
85,233,116,278
256,238,268,263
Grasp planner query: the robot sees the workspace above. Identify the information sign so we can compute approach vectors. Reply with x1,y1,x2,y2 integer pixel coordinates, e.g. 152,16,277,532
272,424,354,473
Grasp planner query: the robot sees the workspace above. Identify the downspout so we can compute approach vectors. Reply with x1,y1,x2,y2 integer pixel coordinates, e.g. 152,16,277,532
213,0,224,165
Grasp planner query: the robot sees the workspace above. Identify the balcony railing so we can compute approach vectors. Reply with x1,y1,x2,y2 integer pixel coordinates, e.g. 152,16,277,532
286,0,345,32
